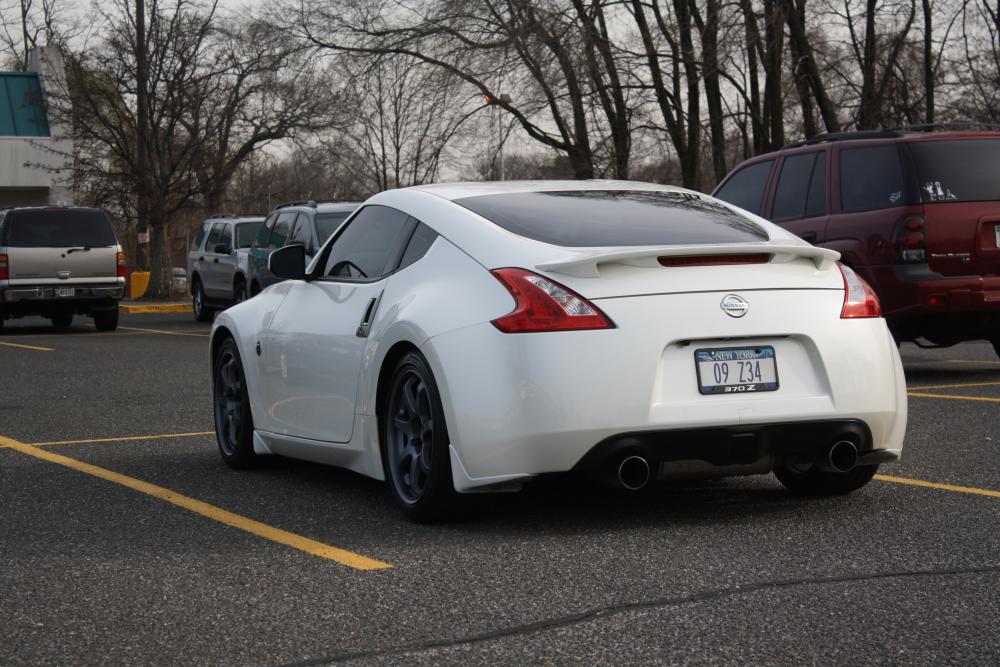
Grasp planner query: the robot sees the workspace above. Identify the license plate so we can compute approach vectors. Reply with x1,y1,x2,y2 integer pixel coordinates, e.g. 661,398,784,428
695,346,779,395
55,288,75,297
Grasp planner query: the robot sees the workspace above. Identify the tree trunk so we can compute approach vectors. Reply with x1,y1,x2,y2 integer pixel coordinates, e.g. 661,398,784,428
785,0,841,133
922,0,933,123
762,0,785,151
674,0,702,189
692,0,727,183
742,0,766,154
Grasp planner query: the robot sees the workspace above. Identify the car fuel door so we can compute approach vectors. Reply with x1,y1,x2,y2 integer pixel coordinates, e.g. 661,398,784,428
260,279,386,443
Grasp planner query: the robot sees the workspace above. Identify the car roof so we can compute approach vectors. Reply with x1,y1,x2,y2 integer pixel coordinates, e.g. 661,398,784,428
404,179,691,202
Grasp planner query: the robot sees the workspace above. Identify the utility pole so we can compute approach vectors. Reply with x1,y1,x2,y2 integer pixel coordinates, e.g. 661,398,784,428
135,0,149,272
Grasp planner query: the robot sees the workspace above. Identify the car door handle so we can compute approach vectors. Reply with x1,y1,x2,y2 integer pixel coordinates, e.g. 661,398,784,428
213,258,219,263
356,291,384,338
800,231,817,243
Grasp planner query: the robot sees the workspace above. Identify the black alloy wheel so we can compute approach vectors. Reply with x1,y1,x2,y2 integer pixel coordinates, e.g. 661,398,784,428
213,338,258,468
383,352,456,521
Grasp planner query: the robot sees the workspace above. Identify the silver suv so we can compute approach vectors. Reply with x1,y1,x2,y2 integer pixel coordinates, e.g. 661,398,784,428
187,215,265,321
0,206,125,331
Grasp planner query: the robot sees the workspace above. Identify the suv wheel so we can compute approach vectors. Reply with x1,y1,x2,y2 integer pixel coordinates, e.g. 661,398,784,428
193,279,211,322
93,307,119,332
51,313,73,328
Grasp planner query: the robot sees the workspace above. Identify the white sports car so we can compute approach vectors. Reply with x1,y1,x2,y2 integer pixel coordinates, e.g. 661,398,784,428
210,181,906,521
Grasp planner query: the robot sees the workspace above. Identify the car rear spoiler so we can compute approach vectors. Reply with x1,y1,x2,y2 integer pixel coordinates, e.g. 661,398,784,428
535,243,840,278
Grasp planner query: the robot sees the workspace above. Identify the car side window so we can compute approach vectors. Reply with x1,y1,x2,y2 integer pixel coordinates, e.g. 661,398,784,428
397,221,439,271
772,152,826,220
206,223,224,249
253,215,275,248
267,212,295,250
218,223,233,252
321,205,414,281
192,223,209,250
289,214,313,251
714,160,774,215
840,145,905,213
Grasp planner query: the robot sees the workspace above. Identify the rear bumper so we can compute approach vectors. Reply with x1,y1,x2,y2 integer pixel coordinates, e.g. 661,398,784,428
2,284,125,302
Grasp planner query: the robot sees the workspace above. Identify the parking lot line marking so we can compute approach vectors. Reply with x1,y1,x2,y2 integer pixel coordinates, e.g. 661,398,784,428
907,391,1000,403
908,380,1000,391
0,435,393,570
28,431,215,447
875,474,1000,499
0,341,54,351
116,326,209,338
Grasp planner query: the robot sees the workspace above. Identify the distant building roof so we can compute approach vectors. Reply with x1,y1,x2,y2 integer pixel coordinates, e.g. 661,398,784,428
0,72,50,137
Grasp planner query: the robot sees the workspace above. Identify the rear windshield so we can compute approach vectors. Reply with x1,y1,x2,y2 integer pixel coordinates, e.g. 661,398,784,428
315,212,352,244
454,190,768,247
908,139,1000,203
236,221,263,248
4,209,117,247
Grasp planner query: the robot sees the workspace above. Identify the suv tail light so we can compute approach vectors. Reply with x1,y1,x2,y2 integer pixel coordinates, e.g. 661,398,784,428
116,252,127,278
490,267,614,333
0,254,7,280
893,215,926,263
839,263,881,318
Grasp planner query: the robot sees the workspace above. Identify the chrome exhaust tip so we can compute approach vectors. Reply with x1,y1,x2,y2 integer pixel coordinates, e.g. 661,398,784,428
826,440,859,473
617,455,651,491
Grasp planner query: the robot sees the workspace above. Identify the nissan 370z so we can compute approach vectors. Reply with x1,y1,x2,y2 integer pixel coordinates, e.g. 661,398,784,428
209,181,907,521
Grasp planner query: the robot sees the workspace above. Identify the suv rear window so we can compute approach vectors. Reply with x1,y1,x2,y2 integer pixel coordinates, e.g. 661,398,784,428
4,209,117,247
236,221,263,248
908,139,1000,203
316,212,352,244
455,190,767,248
840,146,907,213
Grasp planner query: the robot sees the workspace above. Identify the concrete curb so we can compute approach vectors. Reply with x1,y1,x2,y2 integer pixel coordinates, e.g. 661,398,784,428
120,302,192,315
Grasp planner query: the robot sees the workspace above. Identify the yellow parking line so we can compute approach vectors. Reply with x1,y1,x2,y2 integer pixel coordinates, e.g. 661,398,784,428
875,474,1000,499
908,381,1000,391
116,326,209,338
907,391,1000,403
0,434,392,570
0,341,54,351
28,431,215,447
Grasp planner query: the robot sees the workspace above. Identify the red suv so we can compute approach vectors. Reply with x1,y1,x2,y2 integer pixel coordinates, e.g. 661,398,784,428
713,129,1000,351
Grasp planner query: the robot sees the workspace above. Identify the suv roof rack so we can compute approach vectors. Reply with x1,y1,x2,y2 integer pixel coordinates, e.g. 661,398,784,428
273,200,317,210
207,213,239,219
783,130,902,149
890,122,1000,133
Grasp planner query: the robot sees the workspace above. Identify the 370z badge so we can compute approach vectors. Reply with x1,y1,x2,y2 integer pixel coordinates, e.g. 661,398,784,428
720,294,749,318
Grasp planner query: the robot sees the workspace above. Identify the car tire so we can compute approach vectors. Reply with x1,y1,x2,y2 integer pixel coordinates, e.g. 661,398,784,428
773,463,879,496
213,337,259,469
381,351,457,522
234,280,247,304
51,313,73,328
192,278,211,322
93,307,119,332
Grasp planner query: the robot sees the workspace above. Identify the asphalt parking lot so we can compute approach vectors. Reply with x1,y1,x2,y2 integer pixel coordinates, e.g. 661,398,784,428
2,312,998,666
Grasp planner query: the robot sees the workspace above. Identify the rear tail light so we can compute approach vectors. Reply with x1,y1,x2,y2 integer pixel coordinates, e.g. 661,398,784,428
658,254,770,267
839,263,881,318
116,252,127,278
0,254,7,280
490,267,614,333
893,215,926,263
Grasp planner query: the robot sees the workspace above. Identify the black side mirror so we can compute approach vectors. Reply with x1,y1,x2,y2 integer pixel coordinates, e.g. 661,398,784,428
213,243,231,254
269,244,306,281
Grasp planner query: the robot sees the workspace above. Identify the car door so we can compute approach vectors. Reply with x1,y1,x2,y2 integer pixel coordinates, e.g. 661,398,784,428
214,222,237,300
765,150,829,244
260,205,415,443
200,223,225,296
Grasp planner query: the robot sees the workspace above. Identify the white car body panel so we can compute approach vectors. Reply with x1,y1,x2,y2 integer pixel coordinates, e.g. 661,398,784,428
212,180,907,494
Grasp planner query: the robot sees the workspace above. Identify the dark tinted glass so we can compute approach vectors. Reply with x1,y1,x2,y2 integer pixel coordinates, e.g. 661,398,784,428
772,153,817,220
206,223,224,247
6,209,117,247
193,223,209,250
455,190,767,248
841,146,905,212
805,153,827,217
267,213,295,249
398,222,438,270
290,216,312,248
315,212,351,243
714,161,774,214
253,216,274,247
219,223,233,251
323,206,413,279
236,221,263,248
908,139,1000,203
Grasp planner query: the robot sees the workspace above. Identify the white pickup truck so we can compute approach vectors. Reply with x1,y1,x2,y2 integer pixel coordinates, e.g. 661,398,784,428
0,206,125,330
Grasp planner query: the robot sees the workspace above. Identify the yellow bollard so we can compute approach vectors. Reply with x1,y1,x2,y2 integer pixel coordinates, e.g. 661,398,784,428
130,271,150,299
